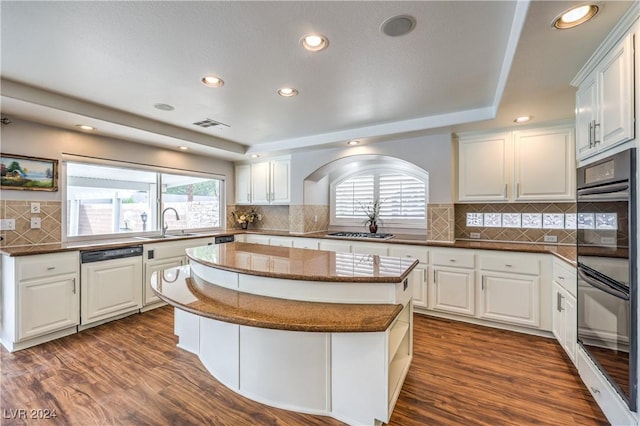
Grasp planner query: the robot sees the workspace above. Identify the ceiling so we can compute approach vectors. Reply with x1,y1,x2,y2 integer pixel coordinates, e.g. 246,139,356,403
0,1,635,161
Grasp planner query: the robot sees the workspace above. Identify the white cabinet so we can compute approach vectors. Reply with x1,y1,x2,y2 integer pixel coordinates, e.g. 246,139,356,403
351,242,389,256
246,158,291,205
292,238,320,250
429,250,476,316
574,31,635,160
268,236,294,247
244,234,271,245
552,258,577,363
389,245,429,309
457,125,575,202
478,253,540,328
1,252,80,352
235,164,252,204
81,255,143,327
319,239,352,253
143,237,213,309
457,132,510,202
513,127,575,201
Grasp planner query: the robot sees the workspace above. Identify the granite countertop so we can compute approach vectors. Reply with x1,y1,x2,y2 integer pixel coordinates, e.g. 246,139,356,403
187,242,419,282
0,229,576,265
151,265,402,333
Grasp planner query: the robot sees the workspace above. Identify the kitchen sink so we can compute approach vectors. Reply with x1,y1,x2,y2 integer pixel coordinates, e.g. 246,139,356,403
134,233,202,240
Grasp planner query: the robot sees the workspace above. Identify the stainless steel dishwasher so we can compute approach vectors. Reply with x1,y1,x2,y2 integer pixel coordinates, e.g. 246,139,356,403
80,245,143,329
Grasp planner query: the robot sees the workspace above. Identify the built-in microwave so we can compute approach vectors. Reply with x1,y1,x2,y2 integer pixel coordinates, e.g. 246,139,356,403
577,148,637,411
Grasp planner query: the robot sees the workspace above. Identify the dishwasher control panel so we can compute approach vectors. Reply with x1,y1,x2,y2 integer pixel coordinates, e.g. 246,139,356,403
81,245,144,263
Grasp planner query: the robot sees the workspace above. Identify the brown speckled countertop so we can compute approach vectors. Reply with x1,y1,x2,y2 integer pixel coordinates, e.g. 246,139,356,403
151,266,402,332
0,229,577,265
187,242,419,282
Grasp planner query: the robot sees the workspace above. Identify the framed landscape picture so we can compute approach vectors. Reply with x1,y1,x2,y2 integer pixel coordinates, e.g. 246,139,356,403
0,154,58,191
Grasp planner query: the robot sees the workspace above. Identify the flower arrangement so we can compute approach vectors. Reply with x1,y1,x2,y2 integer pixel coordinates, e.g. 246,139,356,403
232,209,257,229
359,199,383,233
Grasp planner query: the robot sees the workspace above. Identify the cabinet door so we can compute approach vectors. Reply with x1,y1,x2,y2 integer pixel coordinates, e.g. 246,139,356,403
513,127,575,201
575,75,598,159
563,289,577,363
270,159,290,203
18,273,79,341
269,236,294,247
429,266,475,316
479,273,540,328
235,164,252,204
144,256,184,306
81,258,143,325
457,134,510,201
409,265,428,309
598,33,634,149
552,281,566,348
251,162,270,204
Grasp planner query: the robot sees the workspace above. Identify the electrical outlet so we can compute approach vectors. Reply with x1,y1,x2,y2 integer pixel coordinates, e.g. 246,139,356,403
30,217,41,229
0,219,16,230
257,214,262,221
543,235,558,243
470,232,481,239
601,237,616,245
314,215,318,223
30,202,41,214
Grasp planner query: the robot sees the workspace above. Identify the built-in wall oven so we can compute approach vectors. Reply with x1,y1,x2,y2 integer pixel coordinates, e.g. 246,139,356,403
577,148,637,411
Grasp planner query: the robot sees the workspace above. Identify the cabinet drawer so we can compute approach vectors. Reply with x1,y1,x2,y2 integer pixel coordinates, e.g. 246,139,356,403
388,245,428,263
431,250,475,268
19,252,79,280
553,257,577,297
480,253,539,275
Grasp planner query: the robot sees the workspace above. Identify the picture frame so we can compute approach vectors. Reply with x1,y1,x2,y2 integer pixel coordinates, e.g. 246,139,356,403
0,153,59,191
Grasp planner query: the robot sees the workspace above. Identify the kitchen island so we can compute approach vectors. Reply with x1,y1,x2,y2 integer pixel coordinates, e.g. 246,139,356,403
151,242,418,426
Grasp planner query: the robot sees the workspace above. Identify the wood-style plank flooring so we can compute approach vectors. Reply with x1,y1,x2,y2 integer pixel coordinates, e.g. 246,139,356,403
1,307,608,425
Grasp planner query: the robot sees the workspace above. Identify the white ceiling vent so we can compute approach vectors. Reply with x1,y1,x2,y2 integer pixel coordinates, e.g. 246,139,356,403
192,118,229,129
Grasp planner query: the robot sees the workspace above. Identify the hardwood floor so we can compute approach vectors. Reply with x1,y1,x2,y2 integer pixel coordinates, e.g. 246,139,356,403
1,307,608,425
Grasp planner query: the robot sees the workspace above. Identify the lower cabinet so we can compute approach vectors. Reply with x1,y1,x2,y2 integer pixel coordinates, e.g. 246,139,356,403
1,252,80,352
81,256,143,327
552,281,577,362
145,256,186,305
429,266,475,316
388,245,429,309
478,272,540,328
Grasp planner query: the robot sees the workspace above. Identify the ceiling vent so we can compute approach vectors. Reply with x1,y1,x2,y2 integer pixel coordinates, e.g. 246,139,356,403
192,118,229,129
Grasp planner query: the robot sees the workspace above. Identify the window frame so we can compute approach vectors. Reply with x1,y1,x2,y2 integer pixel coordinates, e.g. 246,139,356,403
330,165,428,229
62,155,225,242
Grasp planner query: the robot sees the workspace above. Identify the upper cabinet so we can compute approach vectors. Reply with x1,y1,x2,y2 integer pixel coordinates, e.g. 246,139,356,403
235,157,290,205
457,125,575,203
572,12,638,162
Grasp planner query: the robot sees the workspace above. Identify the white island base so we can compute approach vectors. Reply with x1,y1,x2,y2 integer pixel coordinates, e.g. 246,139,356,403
174,303,412,426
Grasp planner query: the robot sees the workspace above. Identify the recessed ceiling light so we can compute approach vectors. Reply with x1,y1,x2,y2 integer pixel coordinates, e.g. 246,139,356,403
201,75,225,87
154,103,175,111
251,154,260,158
381,15,416,37
553,4,599,29
178,146,188,150
76,124,95,131
277,87,298,97
347,140,360,146
514,116,531,123
301,34,329,52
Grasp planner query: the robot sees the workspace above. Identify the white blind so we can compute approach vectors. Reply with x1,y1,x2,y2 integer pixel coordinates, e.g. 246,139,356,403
379,174,426,219
335,174,374,218
333,171,426,222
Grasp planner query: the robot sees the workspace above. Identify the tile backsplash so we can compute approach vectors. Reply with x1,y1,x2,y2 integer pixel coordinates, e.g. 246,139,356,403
227,204,329,234
0,200,62,247
455,203,576,244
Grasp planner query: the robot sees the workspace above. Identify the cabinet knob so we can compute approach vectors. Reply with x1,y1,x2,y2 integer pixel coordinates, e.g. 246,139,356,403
558,276,565,280
47,266,55,270
505,264,512,268
449,259,456,262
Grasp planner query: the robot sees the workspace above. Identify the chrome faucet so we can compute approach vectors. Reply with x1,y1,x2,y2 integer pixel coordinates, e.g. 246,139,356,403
161,207,180,237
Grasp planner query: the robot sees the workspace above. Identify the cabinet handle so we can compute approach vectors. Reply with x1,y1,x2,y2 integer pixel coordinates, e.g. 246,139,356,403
505,264,512,268
433,269,436,283
504,184,507,197
593,122,600,145
423,268,427,282
72,277,76,294
516,183,519,198
588,120,593,148
481,276,485,290
449,259,456,263
556,291,563,312
47,266,55,270
247,193,251,202
558,276,565,281
590,386,600,395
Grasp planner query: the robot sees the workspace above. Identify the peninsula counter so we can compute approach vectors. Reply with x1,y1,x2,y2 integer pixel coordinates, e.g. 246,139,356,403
151,242,418,426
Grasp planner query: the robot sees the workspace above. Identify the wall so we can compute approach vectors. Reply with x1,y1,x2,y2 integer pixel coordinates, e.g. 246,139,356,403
0,118,234,247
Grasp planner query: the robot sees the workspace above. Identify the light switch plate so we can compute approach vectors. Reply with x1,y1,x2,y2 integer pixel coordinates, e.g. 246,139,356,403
30,217,42,229
543,235,558,243
0,219,16,230
470,232,481,239
30,202,41,214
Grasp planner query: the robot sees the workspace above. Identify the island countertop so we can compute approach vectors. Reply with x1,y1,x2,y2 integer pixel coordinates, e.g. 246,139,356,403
186,241,419,283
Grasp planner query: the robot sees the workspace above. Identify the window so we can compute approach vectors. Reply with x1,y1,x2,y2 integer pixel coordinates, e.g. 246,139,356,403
331,168,428,227
66,162,223,238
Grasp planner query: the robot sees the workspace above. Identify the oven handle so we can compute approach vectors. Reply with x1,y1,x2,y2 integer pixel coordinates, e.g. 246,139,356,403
577,267,629,301
577,182,628,196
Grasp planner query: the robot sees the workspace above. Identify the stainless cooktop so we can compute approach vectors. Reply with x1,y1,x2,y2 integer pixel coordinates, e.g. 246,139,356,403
327,232,395,240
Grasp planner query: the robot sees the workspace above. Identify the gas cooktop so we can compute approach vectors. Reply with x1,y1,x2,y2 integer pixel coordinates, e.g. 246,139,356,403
327,232,395,240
